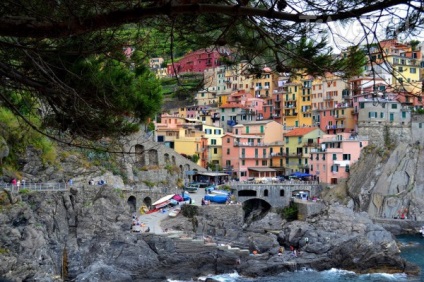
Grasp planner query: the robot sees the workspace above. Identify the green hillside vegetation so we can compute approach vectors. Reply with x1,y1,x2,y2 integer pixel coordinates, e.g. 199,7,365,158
0,107,57,171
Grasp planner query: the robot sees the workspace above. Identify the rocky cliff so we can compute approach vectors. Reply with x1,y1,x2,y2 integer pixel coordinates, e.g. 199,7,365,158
347,141,424,224
0,186,417,281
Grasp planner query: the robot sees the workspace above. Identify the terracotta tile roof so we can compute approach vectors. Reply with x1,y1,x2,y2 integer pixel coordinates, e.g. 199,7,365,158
284,127,318,137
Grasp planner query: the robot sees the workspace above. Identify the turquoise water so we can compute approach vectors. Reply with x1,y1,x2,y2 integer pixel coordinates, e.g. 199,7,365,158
170,234,424,282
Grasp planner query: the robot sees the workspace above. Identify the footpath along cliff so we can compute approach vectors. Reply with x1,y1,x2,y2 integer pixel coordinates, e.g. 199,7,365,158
0,185,419,281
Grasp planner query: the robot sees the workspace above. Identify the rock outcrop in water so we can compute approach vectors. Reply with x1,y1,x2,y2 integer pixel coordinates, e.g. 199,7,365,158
0,186,418,281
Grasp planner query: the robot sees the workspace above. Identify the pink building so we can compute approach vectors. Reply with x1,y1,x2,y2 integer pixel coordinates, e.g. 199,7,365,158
309,132,369,185
167,47,227,76
221,120,284,181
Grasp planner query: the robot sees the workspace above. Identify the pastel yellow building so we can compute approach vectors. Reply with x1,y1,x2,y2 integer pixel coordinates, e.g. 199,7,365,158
283,127,325,174
202,125,224,166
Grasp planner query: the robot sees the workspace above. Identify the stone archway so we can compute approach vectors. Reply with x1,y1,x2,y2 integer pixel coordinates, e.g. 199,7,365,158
143,197,152,209
149,149,158,166
135,144,146,167
127,196,137,213
164,153,170,164
184,164,190,172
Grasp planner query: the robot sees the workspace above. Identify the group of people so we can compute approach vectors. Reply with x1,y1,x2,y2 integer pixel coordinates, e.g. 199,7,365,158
131,213,150,233
10,178,25,188
88,179,106,186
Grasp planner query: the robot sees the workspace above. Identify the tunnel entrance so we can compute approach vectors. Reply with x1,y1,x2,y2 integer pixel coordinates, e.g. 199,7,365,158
242,198,272,225
127,196,136,213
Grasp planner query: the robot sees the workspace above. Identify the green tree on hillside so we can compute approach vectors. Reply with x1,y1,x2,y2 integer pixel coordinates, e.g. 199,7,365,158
0,0,421,143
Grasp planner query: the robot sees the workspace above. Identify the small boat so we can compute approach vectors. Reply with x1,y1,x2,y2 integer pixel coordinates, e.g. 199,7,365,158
169,208,181,218
204,194,228,204
211,190,230,196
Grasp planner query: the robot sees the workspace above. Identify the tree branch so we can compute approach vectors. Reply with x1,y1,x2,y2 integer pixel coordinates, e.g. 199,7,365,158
0,1,411,38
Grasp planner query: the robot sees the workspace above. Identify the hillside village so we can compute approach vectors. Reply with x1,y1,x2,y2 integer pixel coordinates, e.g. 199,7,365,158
149,38,424,186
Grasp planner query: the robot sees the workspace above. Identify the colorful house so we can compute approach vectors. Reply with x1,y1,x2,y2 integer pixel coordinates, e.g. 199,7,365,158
283,127,325,175
309,132,369,184
221,120,284,181
167,47,228,76
202,125,224,167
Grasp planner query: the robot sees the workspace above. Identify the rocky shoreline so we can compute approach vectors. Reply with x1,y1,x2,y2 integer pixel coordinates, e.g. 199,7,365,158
0,185,420,281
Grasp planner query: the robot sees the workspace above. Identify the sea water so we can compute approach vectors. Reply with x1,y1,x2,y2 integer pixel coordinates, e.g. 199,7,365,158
170,234,424,282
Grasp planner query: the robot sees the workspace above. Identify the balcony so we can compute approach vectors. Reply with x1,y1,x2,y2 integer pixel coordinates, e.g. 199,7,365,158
269,152,286,158
240,154,268,159
234,141,267,147
303,142,319,147
334,115,346,120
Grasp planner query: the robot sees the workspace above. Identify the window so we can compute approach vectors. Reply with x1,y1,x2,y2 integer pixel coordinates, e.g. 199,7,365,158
343,154,351,160
360,102,364,109
227,138,230,143
391,104,397,109
213,148,217,154
332,154,337,160
242,160,245,165
262,160,267,166
331,165,339,172
211,139,217,145
402,111,406,119
410,68,417,74
260,125,264,133
345,165,350,172
380,112,384,118
227,148,230,155
419,123,423,129
256,160,259,166
226,160,231,166
246,126,249,134
310,165,313,171
221,116,224,121
285,137,289,144
368,112,378,118
241,171,246,177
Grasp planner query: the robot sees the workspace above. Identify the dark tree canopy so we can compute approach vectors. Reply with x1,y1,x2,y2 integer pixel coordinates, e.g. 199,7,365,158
0,0,422,141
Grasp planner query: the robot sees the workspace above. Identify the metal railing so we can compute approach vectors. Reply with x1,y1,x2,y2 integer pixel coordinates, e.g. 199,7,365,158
0,183,69,193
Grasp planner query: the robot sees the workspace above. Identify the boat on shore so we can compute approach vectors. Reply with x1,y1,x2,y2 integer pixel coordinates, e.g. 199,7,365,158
169,208,181,218
204,194,228,204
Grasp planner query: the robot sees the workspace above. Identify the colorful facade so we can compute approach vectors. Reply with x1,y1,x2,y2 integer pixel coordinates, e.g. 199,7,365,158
283,127,325,174
167,47,226,76
221,120,284,181
309,132,369,184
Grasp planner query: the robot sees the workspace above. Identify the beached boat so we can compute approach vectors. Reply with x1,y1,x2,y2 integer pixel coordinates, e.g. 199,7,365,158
152,194,175,209
204,194,228,204
183,183,199,193
210,190,230,196
168,208,181,218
